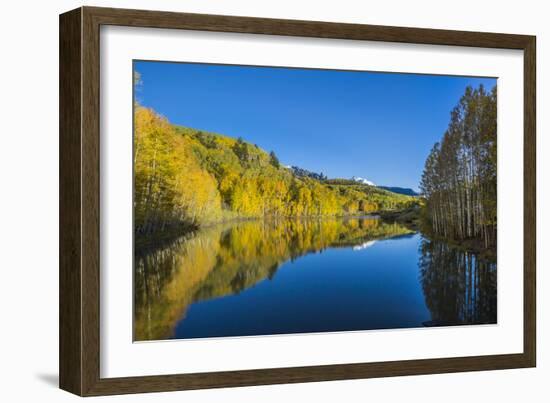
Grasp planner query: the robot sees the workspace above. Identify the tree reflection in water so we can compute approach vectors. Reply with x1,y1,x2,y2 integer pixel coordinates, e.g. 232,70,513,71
134,217,413,341
134,218,497,341
418,237,497,327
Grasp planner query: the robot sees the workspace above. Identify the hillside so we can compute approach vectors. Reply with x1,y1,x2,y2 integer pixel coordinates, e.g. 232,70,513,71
134,106,417,237
377,186,419,196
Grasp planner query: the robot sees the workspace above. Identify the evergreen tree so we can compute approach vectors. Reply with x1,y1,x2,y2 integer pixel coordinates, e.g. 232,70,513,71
269,151,280,168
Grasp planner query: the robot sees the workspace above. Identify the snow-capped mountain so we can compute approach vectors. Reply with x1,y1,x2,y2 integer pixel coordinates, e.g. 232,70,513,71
351,176,376,186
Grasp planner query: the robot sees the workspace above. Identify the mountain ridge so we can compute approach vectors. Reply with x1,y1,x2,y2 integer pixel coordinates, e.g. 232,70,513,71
350,176,419,196
377,186,419,196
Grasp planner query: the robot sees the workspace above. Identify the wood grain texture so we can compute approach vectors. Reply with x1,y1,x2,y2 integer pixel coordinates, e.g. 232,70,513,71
59,6,537,396
86,6,532,49
81,6,102,396
59,7,82,396
523,37,536,367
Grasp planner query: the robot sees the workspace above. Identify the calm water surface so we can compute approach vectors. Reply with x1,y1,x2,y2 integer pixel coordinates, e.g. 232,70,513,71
134,217,496,341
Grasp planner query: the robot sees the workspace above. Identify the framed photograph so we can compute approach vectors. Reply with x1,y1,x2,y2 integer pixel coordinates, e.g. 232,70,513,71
59,6,536,396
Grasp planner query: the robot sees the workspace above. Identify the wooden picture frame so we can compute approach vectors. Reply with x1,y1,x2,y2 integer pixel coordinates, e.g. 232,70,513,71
59,6,536,396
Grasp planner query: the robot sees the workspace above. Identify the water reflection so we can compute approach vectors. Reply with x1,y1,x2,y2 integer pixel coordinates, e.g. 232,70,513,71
418,238,497,326
134,217,413,341
134,217,497,341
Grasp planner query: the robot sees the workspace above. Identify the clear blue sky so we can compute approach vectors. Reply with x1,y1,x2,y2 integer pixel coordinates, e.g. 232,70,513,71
134,61,496,191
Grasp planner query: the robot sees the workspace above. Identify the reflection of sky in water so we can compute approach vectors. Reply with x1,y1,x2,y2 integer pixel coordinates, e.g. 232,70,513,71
134,218,497,341
174,234,430,339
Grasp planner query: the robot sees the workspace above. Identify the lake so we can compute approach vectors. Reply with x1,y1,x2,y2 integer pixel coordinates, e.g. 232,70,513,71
134,217,497,341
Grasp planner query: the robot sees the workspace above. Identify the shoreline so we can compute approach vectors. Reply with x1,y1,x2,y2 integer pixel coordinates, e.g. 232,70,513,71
135,212,391,249
419,227,497,261
135,210,495,260
379,207,496,260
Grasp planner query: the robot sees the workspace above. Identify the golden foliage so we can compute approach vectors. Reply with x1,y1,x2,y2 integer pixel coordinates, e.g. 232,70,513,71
134,217,414,340
134,106,417,236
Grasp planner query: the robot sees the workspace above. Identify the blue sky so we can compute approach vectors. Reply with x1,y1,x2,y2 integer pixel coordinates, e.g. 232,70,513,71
134,61,496,191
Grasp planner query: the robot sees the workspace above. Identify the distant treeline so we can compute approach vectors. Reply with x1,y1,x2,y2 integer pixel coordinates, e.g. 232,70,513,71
289,165,327,181
420,85,497,248
133,107,416,237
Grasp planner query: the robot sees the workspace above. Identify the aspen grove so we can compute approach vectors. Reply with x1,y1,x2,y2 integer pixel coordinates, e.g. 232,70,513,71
420,85,497,248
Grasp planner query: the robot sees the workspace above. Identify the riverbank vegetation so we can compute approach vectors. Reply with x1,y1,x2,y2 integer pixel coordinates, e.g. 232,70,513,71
420,85,497,251
134,106,417,239
380,203,423,230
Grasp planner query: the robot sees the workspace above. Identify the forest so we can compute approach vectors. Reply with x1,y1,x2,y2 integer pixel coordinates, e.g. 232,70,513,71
134,105,416,239
420,84,497,250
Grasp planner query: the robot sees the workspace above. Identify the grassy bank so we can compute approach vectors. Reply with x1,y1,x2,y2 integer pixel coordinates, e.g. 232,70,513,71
379,205,422,230
380,205,496,260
